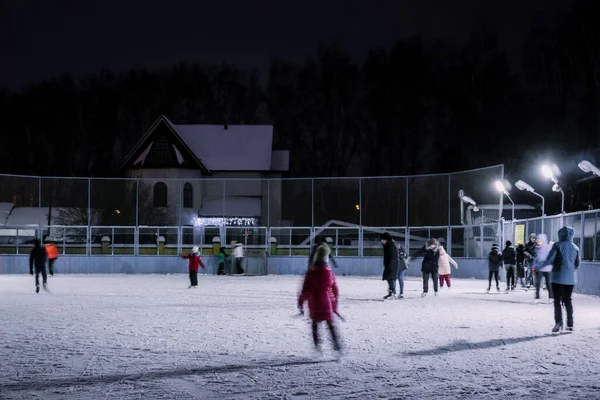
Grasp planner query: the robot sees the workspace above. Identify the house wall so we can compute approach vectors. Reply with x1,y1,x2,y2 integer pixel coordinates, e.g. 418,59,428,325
126,169,283,227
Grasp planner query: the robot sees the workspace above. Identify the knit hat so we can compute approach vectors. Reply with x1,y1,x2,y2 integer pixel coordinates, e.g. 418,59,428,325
380,232,392,241
491,244,500,252
191,246,199,254
315,244,331,264
529,233,537,239
506,240,512,247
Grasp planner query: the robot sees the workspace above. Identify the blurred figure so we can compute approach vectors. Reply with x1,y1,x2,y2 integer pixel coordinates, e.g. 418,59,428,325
543,227,580,333
502,241,517,291
29,239,48,293
437,238,458,290
181,246,205,288
217,247,226,275
308,237,338,270
516,244,526,287
487,244,502,292
524,234,537,287
44,239,58,276
233,242,245,274
532,234,554,302
298,244,342,355
380,233,399,300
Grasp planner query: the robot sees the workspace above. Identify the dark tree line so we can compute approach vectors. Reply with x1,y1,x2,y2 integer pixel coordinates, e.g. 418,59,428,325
0,0,599,182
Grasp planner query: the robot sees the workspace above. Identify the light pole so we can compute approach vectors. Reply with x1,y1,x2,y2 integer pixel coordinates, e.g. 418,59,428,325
515,180,545,216
541,164,565,214
578,160,600,177
458,190,479,225
495,181,515,221
515,180,545,234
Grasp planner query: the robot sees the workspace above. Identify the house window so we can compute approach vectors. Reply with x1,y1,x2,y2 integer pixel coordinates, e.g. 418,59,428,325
153,182,168,207
183,183,193,208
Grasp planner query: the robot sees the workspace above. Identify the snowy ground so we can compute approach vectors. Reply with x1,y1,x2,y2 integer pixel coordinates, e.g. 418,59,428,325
1,274,600,400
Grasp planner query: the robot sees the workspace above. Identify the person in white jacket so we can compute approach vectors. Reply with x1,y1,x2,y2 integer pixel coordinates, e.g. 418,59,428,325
437,238,458,290
233,243,245,274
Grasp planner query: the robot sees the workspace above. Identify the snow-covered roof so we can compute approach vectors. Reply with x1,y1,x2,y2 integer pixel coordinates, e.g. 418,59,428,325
5,207,51,226
167,120,275,171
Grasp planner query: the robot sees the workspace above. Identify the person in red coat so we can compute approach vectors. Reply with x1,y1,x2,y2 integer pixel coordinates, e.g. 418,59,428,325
181,246,205,288
298,244,342,354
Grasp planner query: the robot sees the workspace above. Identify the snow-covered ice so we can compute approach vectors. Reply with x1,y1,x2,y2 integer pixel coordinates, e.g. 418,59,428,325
1,274,600,399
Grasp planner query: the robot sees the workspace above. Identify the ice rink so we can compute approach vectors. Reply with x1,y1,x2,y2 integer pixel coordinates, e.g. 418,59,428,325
1,273,600,400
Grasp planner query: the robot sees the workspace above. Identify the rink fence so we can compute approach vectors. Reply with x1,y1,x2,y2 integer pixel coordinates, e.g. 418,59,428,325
0,165,504,229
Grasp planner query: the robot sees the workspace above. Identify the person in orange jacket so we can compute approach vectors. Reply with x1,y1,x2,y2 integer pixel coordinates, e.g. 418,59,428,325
44,239,58,276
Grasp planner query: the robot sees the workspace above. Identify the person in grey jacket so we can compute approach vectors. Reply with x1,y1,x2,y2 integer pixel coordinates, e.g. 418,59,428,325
543,226,580,333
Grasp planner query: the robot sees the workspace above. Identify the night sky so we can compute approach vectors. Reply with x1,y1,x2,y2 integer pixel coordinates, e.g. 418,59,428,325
1,0,570,89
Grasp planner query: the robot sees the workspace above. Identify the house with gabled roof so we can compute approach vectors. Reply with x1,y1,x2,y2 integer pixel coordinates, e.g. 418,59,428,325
119,115,289,229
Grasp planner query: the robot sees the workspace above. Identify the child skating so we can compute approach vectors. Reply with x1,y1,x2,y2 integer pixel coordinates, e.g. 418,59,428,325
298,244,342,355
413,238,440,297
437,238,458,290
180,246,205,288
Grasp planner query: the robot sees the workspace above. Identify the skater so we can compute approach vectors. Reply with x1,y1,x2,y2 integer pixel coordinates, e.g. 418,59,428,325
437,238,458,290
413,238,440,297
380,233,399,300
233,242,245,274
487,244,502,292
298,244,342,354
396,241,409,299
502,241,517,291
180,246,205,288
542,226,580,333
516,244,526,287
532,234,554,302
29,239,48,293
308,236,338,270
217,247,226,275
44,239,58,276
524,233,537,287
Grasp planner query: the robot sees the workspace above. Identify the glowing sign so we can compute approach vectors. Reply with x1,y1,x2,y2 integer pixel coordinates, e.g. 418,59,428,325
195,217,257,227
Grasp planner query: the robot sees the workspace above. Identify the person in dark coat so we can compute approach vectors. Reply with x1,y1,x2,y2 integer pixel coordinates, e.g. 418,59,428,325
542,226,580,332
298,244,342,354
413,238,440,297
380,233,399,300
308,237,338,270
396,241,409,299
488,244,503,292
29,238,48,293
502,240,517,291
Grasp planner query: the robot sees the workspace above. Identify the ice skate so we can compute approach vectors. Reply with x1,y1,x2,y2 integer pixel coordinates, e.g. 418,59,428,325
566,326,574,332
421,292,427,297
486,286,491,293
552,322,563,333
43,283,48,291
35,285,40,293
383,291,393,300
496,286,500,292
434,292,438,297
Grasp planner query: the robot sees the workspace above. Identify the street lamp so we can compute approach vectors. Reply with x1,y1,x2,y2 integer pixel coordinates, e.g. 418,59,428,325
578,160,600,177
541,164,565,214
515,180,545,216
495,180,515,221
458,190,479,225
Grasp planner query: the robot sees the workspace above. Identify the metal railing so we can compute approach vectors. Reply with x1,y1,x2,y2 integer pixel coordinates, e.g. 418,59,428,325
3,210,600,260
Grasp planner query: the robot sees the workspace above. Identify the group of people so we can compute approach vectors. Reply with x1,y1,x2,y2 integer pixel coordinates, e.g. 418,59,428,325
180,242,246,288
488,227,581,332
28,238,59,293
380,233,458,299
